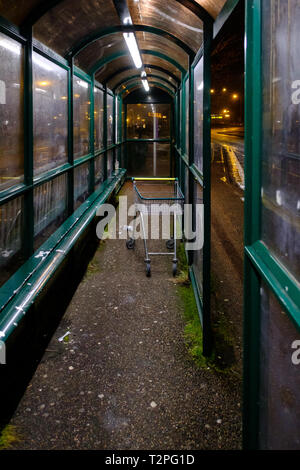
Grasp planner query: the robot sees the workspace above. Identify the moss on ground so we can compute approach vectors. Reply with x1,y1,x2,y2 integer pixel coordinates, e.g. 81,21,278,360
0,425,20,450
83,259,100,281
176,243,236,374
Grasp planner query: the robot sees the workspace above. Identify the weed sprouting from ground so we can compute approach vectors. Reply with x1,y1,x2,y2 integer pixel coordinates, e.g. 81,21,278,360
0,425,20,450
176,243,236,374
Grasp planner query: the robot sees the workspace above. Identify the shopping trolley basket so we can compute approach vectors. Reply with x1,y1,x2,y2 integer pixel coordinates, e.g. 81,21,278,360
126,177,184,277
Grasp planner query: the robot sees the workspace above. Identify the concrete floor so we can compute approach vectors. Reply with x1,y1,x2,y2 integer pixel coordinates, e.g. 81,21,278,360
8,182,242,450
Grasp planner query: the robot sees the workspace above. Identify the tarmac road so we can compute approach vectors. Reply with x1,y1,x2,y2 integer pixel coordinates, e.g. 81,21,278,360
210,129,245,370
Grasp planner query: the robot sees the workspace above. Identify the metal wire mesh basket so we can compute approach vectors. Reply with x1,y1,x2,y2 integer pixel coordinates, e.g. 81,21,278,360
133,178,184,215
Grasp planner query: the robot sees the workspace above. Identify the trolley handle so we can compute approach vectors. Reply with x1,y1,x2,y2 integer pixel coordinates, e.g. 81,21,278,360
132,177,177,182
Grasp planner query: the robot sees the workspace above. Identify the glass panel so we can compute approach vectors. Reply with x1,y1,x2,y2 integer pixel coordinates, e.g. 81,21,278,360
193,181,204,295
74,162,90,209
185,78,189,156
120,143,126,168
0,33,24,191
259,283,300,450
122,104,125,142
126,141,170,177
95,154,105,191
141,54,181,81
107,93,114,146
194,58,204,173
73,76,90,159
75,33,127,74
115,96,121,144
135,31,189,71
33,52,68,176
184,164,189,205
179,88,182,148
33,0,121,56
107,149,114,179
34,173,68,250
126,104,170,139
261,0,300,279
94,87,104,151
0,196,24,288
128,0,203,53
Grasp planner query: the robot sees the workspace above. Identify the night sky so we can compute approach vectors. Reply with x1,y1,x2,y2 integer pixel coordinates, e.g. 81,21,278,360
211,0,245,125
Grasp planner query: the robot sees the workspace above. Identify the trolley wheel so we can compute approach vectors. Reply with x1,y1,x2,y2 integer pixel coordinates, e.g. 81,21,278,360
166,238,174,250
126,238,135,250
172,262,177,277
146,262,151,277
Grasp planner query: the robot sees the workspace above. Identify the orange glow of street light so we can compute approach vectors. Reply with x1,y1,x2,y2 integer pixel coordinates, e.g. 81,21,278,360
232,93,238,99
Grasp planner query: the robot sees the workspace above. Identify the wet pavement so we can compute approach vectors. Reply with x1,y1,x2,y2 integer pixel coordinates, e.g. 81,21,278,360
7,182,242,450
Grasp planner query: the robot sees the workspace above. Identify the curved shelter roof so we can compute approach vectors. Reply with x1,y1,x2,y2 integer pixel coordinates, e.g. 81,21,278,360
0,0,227,95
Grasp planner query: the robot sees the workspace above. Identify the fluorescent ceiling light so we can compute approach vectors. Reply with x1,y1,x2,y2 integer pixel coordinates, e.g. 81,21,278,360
123,32,142,69
142,79,150,92
141,71,146,78
123,15,142,69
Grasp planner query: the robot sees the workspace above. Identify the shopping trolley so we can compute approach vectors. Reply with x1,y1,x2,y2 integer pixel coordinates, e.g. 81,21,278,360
126,177,184,277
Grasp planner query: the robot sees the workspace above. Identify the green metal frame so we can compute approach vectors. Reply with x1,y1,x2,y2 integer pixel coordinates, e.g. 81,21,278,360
243,0,300,449
20,0,213,32
0,17,122,341
66,25,194,59
115,76,175,95
90,49,186,77
175,20,213,356
113,73,177,93
104,64,180,87
119,81,175,98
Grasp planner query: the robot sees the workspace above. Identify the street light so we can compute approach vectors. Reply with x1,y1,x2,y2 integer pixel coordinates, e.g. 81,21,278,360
232,93,238,99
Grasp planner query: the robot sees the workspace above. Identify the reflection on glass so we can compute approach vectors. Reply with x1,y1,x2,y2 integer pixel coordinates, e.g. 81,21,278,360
0,195,24,287
33,52,68,176
126,141,170,177
115,96,120,144
127,0,203,53
94,87,104,151
74,162,90,209
107,149,114,179
259,283,300,450
0,33,24,190
95,154,105,191
34,173,68,249
193,181,203,296
107,93,113,146
185,78,189,156
261,0,300,279
73,77,90,159
127,104,170,139
194,58,204,173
